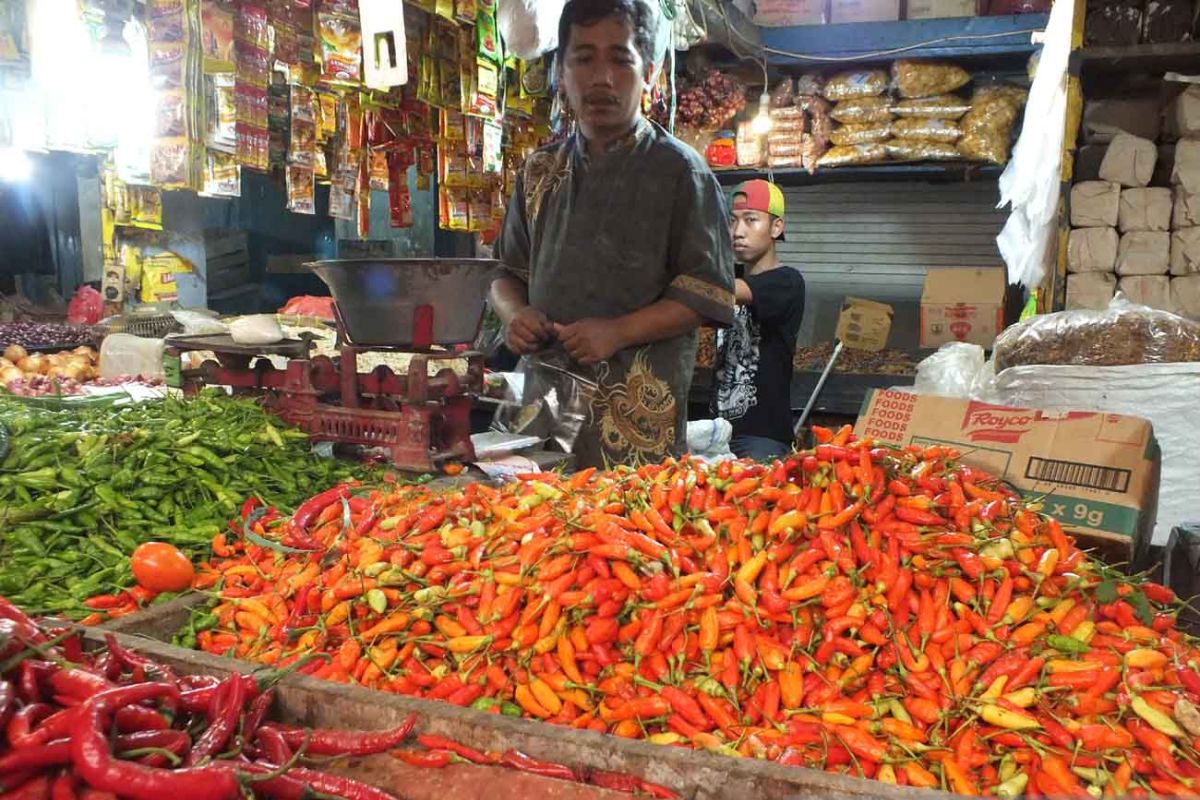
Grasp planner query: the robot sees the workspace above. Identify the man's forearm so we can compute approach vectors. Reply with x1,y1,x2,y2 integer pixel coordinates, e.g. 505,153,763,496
489,276,530,325
613,299,703,351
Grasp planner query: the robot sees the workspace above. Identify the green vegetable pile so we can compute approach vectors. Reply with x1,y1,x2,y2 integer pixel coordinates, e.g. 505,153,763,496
0,393,378,616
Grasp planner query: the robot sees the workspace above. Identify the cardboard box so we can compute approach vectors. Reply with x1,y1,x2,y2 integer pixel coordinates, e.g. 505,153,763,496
905,0,976,18
835,297,893,351
755,0,828,25
1118,187,1173,232
1070,181,1120,227
831,0,900,22
1118,274,1171,310
1116,230,1170,275
1099,132,1158,188
1066,271,1117,310
1172,228,1200,276
919,267,1006,349
854,390,1160,543
1068,227,1118,273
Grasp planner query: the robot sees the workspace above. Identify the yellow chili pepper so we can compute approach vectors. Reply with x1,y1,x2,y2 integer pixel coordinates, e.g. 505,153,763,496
1131,696,1185,738
1048,597,1075,626
1046,659,1102,674
877,764,897,784
980,675,1009,701
445,634,493,654
1070,620,1096,644
981,704,1040,731
1001,688,1037,708
1125,648,1170,670
529,678,563,715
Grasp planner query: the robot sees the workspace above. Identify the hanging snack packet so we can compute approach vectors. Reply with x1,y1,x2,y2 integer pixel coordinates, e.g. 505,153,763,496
318,11,363,84
200,0,235,73
203,151,242,197
287,164,315,214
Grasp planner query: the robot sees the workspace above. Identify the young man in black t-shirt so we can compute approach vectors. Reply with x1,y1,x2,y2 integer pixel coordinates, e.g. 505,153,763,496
712,180,805,461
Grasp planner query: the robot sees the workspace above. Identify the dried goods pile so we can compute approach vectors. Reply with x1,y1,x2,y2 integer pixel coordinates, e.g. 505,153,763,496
0,597,414,800
182,427,1200,796
0,395,374,618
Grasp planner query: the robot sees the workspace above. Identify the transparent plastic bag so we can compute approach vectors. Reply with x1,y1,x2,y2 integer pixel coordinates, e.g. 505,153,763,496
491,349,596,454
816,143,887,167
822,69,889,101
891,117,961,143
830,122,892,146
913,342,993,399
992,294,1200,372
973,82,1029,107
770,78,796,108
885,138,961,161
890,95,971,119
830,97,893,125
892,60,971,99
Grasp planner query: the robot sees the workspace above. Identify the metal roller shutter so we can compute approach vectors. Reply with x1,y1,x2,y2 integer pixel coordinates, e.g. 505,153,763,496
776,180,1008,350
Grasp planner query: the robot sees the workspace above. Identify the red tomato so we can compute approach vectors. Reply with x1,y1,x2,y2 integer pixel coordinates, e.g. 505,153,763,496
130,542,195,593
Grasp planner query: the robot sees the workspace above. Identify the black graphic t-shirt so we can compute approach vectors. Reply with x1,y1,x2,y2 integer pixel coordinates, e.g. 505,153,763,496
713,266,805,444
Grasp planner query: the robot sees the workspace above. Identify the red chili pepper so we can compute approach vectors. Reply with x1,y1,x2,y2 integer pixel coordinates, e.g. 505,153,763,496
415,734,497,765
271,713,416,757
235,762,398,800
392,749,453,768
291,485,351,531
498,750,578,781
114,730,192,768
254,726,292,764
184,674,245,766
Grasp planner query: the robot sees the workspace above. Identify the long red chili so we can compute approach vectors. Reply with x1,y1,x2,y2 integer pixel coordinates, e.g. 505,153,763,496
498,750,577,781
7,703,53,748
241,762,398,800
415,734,496,764
185,674,245,766
270,713,416,756
291,485,351,531
103,636,178,686
69,683,240,800
114,730,193,767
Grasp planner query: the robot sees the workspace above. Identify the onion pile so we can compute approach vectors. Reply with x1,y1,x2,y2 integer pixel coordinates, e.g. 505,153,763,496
654,69,747,129
0,321,96,349
0,344,102,396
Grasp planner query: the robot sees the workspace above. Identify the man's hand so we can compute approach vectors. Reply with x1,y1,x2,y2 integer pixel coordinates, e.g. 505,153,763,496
504,305,553,355
555,318,626,365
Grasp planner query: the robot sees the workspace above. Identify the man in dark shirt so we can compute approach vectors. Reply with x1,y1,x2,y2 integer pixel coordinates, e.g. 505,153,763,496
490,0,734,468
713,180,805,461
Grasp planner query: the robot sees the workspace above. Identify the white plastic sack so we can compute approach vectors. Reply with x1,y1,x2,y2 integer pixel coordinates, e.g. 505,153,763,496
913,343,996,400
229,315,284,345
170,309,228,336
687,418,733,457
994,362,1200,545
996,0,1074,289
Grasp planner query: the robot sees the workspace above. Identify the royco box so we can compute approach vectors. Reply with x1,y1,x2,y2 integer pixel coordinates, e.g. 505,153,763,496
919,267,1006,349
855,390,1160,545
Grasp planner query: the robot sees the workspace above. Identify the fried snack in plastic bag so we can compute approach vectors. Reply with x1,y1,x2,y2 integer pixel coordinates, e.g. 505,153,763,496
822,69,889,101
830,123,892,146
830,97,893,125
885,138,961,161
809,111,834,145
796,73,824,96
958,131,1009,164
817,143,887,167
770,78,796,108
973,82,1029,107
890,94,971,119
992,296,1200,371
768,154,804,168
801,133,827,174
892,60,971,99
891,117,961,143
957,87,1025,164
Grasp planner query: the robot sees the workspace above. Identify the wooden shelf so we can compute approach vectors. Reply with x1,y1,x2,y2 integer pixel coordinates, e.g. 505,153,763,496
713,162,1003,186
758,14,1048,64
1074,42,1200,73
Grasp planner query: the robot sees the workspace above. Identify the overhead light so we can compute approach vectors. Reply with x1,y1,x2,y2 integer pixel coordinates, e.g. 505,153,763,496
0,148,32,183
750,91,772,135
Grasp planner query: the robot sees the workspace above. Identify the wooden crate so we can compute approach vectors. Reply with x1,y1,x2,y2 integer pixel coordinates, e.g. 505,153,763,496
99,597,945,800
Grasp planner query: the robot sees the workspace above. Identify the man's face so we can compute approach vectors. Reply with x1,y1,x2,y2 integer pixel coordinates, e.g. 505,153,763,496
730,207,782,263
560,16,650,138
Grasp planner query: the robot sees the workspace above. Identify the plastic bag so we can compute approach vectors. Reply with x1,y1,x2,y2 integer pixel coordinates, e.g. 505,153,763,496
885,138,961,161
796,73,824,96
817,143,887,167
229,314,284,345
279,295,336,320
992,295,1200,372
491,349,595,454
891,117,961,143
891,95,970,119
497,0,565,60
892,60,971,99
830,97,893,124
770,79,796,108
66,286,104,325
801,133,827,173
973,82,1029,107
1161,525,1200,636
959,90,1024,164
822,69,889,101
170,309,228,336
913,342,994,399
830,122,892,146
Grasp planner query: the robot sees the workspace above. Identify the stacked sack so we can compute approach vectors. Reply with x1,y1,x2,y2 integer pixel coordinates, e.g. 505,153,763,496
814,60,1027,169
1169,86,1200,318
1066,89,1200,317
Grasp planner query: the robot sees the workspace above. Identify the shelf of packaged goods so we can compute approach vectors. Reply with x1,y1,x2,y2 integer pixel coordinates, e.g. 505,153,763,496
712,161,1004,186
758,13,1049,64
1074,42,1200,73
